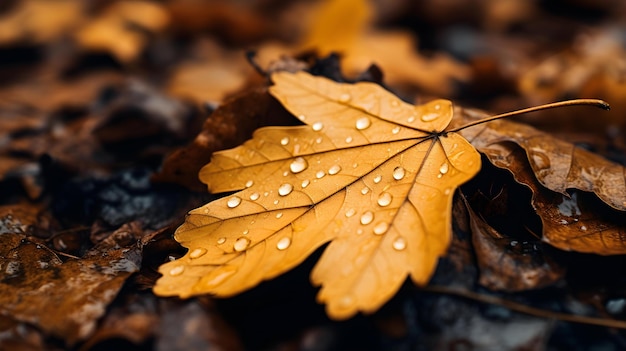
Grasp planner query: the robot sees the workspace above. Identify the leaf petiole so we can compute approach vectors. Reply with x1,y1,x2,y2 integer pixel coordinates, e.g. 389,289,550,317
448,99,610,133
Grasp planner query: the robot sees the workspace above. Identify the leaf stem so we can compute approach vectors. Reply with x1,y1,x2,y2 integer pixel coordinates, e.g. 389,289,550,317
449,99,610,133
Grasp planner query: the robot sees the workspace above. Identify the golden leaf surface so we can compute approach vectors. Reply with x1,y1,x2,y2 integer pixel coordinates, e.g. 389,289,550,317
153,71,481,319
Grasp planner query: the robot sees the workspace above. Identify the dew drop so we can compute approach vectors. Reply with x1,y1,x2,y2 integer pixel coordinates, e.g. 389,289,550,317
392,236,407,250
250,192,260,201
373,175,382,183
360,211,374,225
391,100,399,107
361,187,370,195
437,174,443,179
278,183,294,196
169,265,185,276
392,126,400,134
356,228,363,235
233,237,250,252
276,237,291,250
283,171,289,176
280,137,289,146
301,179,310,188
316,170,326,179
443,188,451,195
434,103,441,110
339,93,351,103
580,225,587,231
407,116,415,123
345,208,356,217
203,208,209,214
227,196,242,208
290,157,308,173
293,144,301,154
312,122,323,131
298,114,306,121
328,165,341,175
276,212,283,219
189,248,207,259
273,199,279,205
243,229,249,235
373,222,389,235
377,192,392,207
392,166,405,180
355,117,371,130
345,136,353,143
316,137,323,144
217,237,226,244
439,162,449,174
245,180,254,188
421,113,439,122
264,191,269,197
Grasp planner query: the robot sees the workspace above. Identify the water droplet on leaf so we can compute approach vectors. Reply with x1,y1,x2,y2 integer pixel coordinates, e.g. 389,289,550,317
316,170,326,179
217,237,226,244
392,126,400,134
312,122,323,131
377,192,392,207
373,222,389,235
233,237,250,252
360,211,374,225
355,117,371,130
339,93,351,103
345,208,356,217
280,137,289,145
328,165,341,175
278,183,294,196
421,113,439,122
439,162,449,174
245,180,254,188
250,192,260,201
276,237,291,250
373,175,382,183
392,167,405,180
392,236,406,250
301,179,310,188
227,196,242,208
290,157,308,173
189,248,207,259
169,265,185,276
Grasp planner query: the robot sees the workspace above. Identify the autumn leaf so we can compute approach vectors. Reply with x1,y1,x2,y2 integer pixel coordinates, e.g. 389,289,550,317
154,71,481,319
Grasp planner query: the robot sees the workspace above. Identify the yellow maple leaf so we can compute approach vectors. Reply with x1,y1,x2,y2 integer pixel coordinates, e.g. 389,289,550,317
154,71,481,319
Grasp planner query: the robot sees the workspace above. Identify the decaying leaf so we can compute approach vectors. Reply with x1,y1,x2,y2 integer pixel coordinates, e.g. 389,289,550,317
474,141,626,255
452,107,626,212
154,71,481,319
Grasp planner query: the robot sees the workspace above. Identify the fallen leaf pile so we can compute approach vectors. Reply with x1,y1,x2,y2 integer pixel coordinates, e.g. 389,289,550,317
4,0,626,350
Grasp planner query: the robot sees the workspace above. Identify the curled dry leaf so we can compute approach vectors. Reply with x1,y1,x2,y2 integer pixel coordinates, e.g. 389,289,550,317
476,142,626,255
467,198,565,291
154,71,481,319
453,108,626,212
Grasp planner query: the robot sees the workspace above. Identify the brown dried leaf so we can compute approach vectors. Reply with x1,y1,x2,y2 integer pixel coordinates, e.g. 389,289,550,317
467,197,565,291
0,207,141,344
154,71,481,319
453,107,626,212
476,141,626,255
